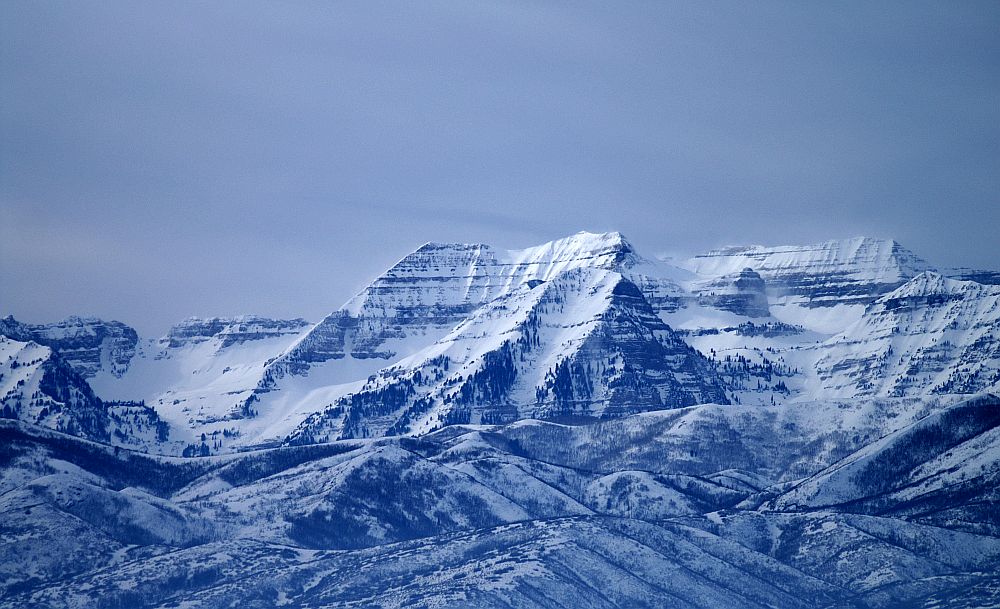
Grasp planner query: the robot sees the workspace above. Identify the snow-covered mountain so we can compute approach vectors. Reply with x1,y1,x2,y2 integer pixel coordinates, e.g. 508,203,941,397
89,316,312,453
0,315,138,378
0,334,166,447
685,236,933,302
766,393,1000,521
3,230,999,607
813,272,1000,397
288,267,726,442
6,232,999,453
246,231,690,395
0,335,105,438
684,236,935,332
102,232,710,450
2,393,997,607
689,267,771,318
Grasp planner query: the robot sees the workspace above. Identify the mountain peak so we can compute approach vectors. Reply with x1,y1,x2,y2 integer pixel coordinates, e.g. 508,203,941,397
551,230,632,253
885,270,999,300
894,269,950,292
817,268,1000,398
685,236,935,313
504,231,637,274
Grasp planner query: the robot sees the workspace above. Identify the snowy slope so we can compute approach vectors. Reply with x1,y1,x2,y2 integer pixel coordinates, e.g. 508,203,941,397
0,337,88,432
767,393,1000,533
90,316,311,451
812,272,1000,397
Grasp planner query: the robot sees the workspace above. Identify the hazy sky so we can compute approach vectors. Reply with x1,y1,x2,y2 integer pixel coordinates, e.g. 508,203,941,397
2,2,998,335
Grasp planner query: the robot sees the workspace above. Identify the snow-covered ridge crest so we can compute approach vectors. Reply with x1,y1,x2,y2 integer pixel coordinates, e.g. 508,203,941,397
882,269,993,299
243,233,688,405
501,230,636,274
339,231,639,317
270,231,661,375
687,236,931,280
679,236,938,335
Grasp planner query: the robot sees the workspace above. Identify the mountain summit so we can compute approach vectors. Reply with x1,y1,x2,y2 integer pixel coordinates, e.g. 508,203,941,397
2,231,1000,608
2,232,997,454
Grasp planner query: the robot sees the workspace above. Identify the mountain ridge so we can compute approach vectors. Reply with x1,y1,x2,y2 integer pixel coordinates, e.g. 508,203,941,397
3,231,999,607
2,232,998,454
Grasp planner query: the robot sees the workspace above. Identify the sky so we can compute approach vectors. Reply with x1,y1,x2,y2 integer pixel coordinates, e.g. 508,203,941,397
2,2,998,335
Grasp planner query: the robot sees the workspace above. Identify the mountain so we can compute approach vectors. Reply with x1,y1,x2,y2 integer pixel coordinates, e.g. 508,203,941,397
0,335,166,447
9,232,999,452
766,393,1000,535
813,272,1000,397
246,231,689,391
4,230,1000,607
685,236,933,303
0,335,107,439
89,316,312,453
684,237,935,332
287,267,726,442
689,267,771,318
128,233,711,448
0,315,138,378
2,393,998,608
160,316,310,350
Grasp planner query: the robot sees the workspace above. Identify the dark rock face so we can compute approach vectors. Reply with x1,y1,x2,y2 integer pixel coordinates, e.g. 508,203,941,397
694,268,770,317
0,315,138,378
163,318,231,347
946,267,1000,285
535,278,728,417
31,350,109,441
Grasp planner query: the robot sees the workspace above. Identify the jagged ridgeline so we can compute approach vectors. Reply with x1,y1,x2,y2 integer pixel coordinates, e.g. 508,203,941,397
2,232,999,454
